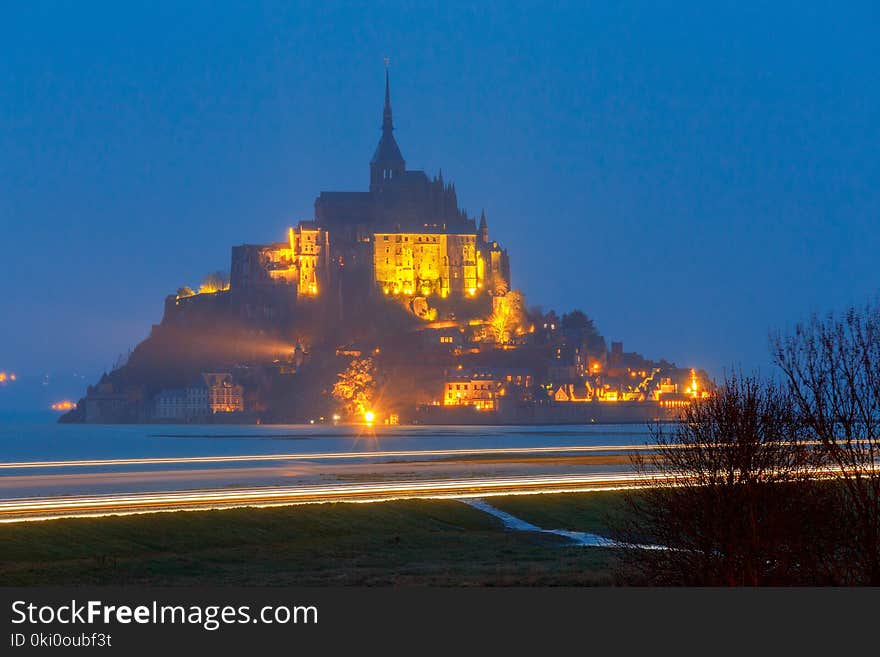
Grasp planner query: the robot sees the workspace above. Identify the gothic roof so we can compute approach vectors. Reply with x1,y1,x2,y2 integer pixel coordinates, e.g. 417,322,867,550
370,67,405,167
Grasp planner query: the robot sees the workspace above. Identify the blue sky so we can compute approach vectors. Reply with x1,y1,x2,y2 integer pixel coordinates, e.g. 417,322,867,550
1,1,878,389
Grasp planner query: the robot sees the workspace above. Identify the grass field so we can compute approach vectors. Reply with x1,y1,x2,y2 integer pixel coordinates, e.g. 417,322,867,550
488,491,632,534
0,494,627,586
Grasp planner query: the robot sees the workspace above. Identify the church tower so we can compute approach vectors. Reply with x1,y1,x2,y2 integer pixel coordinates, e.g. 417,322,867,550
370,64,406,192
479,210,489,243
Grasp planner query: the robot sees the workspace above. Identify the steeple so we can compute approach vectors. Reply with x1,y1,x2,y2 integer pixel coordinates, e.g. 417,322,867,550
370,60,406,192
383,65,393,132
479,210,488,243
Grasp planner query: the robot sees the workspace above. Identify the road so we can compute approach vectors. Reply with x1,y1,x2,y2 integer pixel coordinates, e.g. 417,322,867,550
0,445,656,522
0,472,667,522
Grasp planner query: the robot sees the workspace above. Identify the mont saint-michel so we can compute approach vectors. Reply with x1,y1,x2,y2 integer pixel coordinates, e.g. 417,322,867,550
61,71,709,425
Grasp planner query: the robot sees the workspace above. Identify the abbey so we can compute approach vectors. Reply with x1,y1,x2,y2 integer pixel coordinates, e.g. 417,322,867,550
67,68,712,426
227,68,510,309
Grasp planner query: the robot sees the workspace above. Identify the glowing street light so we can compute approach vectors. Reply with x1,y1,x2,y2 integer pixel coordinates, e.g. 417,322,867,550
364,410,376,423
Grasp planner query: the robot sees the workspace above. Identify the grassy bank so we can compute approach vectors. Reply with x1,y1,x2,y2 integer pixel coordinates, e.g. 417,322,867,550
0,494,627,586
487,491,631,534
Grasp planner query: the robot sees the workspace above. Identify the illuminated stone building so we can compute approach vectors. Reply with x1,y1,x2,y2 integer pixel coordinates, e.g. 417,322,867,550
202,372,245,413
373,232,480,297
189,67,511,321
154,373,244,420
443,370,502,410
230,223,329,299
315,67,510,301
442,368,533,410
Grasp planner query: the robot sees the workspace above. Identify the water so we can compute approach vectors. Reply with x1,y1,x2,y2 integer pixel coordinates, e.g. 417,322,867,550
463,498,617,547
0,412,653,463
0,413,653,501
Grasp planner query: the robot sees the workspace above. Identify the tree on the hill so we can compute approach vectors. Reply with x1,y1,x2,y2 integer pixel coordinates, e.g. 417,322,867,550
199,271,230,294
561,309,606,355
332,358,377,418
489,290,526,343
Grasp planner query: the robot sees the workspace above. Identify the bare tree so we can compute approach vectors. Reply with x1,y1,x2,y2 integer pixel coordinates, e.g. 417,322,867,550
612,374,840,585
773,303,880,584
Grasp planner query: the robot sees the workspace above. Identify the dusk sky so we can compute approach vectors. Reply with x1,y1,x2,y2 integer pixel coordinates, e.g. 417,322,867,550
2,2,878,396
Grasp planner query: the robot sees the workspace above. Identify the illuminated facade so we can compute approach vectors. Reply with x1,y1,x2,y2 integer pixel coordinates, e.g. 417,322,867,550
181,68,512,322
442,368,533,410
315,67,511,302
373,232,480,297
154,373,244,420
443,371,502,410
202,373,245,413
230,223,329,299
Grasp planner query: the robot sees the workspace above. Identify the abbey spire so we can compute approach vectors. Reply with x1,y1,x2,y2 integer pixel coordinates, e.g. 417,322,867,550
382,63,393,132
370,61,406,191
479,209,489,243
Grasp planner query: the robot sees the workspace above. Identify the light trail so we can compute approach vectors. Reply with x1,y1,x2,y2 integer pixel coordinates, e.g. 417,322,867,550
0,445,657,470
1,441,825,471
0,472,666,523
0,463,852,524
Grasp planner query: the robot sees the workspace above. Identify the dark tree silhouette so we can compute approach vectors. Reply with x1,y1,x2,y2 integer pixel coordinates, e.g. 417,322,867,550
611,374,841,585
774,302,880,584
561,309,606,356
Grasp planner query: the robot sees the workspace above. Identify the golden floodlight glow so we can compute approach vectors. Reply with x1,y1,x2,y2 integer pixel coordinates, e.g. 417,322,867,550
364,410,376,423
50,400,76,412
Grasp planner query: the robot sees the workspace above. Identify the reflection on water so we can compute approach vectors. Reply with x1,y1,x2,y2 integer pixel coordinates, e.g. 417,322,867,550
0,413,653,462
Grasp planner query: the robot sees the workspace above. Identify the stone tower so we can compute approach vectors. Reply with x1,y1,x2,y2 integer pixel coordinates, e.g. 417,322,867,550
479,210,489,244
369,65,406,192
